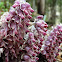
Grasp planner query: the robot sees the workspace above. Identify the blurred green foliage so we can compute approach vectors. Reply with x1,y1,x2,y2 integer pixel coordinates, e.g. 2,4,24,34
0,1,11,12
0,2,5,11
0,0,12,15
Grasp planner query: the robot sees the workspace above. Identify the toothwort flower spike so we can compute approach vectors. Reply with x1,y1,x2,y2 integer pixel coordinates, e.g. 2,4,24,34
0,0,62,62
41,25,62,62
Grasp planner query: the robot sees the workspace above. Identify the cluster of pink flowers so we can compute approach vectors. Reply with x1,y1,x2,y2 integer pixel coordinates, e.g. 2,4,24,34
24,16,48,62
0,0,48,62
0,0,62,62
41,25,62,62
0,0,34,62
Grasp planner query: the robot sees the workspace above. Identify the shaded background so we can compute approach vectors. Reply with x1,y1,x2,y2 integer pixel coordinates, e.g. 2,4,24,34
0,0,62,26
